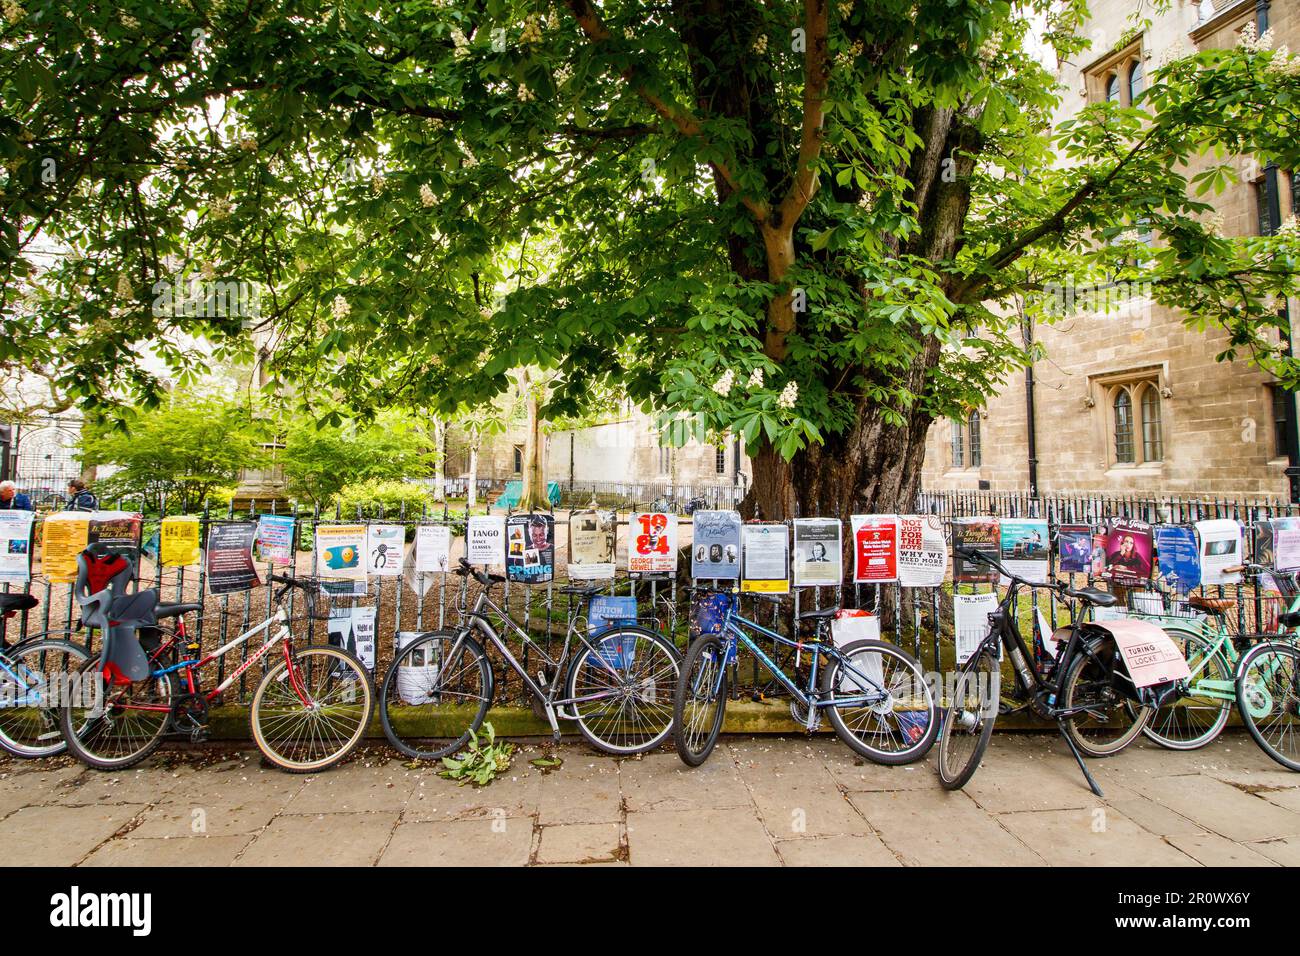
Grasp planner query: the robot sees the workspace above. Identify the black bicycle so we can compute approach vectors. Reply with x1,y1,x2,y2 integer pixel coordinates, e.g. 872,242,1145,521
937,547,1165,796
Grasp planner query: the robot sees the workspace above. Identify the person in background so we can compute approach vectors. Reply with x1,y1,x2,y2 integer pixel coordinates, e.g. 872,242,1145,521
0,481,31,510
66,479,98,512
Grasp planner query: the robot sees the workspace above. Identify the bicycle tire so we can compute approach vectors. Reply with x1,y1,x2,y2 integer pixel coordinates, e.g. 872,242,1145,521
673,635,728,767
937,648,999,790
1059,638,1149,758
59,658,178,771
1138,626,1232,751
1237,640,1300,772
379,630,492,761
0,639,92,758
565,626,679,755
822,638,938,765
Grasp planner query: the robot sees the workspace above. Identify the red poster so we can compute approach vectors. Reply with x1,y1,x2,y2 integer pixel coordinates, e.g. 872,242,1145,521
851,515,898,583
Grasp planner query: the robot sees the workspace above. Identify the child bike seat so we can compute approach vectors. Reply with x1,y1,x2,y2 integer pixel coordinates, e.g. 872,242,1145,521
74,547,158,683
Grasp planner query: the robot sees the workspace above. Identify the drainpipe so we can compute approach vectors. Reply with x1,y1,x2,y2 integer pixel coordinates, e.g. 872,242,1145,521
1022,311,1039,498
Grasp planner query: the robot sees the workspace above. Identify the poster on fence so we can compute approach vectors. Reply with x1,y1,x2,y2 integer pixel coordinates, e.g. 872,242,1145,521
366,524,406,577
589,595,638,636
328,604,376,670
414,524,451,575
40,512,88,583
0,510,33,584
1154,525,1200,591
741,523,789,594
851,515,897,583
315,523,368,596
395,632,437,704
951,518,999,583
466,515,506,567
1056,524,1095,574
691,510,741,580
897,515,947,588
999,519,1049,584
255,515,296,567
628,511,677,578
506,513,554,584
1103,518,1153,585
954,591,1000,664
1196,518,1243,585
1257,517,1300,572
792,518,842,587
205,520,261,595
567,510,616,580
160,516,201,567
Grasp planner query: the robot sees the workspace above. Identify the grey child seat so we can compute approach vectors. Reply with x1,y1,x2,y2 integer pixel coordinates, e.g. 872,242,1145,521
73,545,159,683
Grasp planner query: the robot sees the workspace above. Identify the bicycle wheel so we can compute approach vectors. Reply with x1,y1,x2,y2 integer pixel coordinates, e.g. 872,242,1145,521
1060,638,1150,757
565,627,679,755
823,639,938,765
0,639,91,758
1237,640,1300,772
59,657,177,771
379,630,492,760
1138,627,1232,750
673,635,728,767
936,648,999,790
250,644,373,773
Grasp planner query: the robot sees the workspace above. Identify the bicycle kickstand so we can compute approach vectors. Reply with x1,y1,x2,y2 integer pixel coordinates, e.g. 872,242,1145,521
1056,720,1104,798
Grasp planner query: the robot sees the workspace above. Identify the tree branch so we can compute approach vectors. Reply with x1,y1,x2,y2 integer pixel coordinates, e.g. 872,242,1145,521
777,0,830,227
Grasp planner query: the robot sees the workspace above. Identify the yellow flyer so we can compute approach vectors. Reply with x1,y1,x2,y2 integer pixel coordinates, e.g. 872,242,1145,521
160,516,201,567
41,513,90,583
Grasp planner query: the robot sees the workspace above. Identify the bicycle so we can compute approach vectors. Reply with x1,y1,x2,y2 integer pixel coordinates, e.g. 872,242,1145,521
60,573,373,773
937,547,1164,796
672,587,938,767
379,557,681,759
0,592,93,758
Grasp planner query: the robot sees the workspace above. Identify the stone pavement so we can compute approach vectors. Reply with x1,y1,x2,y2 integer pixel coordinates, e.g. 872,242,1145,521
2,731,1300,866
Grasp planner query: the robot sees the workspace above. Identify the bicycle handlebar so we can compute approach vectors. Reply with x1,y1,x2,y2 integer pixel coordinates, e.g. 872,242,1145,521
455,557,506,587
953,545,1066,594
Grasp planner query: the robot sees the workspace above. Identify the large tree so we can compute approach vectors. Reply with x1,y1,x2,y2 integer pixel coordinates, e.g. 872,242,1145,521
2,0,1299,521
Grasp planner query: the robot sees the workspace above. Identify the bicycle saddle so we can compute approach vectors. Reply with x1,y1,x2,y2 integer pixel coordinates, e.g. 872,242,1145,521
559,585,604,598
1188,595,1236,612
1065,587,1117,608
1279,610,1300,629
797,606,839,621
156,602,202,619
0,593,37,615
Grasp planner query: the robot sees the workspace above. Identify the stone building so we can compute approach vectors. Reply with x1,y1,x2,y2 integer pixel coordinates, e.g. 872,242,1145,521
922,0,1299,499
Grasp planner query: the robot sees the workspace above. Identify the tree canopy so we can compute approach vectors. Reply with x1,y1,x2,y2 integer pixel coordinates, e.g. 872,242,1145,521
3,0,1299,516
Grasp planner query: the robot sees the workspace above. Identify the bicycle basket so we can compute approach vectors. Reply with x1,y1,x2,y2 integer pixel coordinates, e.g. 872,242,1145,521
689,590,733,640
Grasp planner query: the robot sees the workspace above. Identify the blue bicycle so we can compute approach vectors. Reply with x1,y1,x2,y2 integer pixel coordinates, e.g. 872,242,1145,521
0,593,92,758
672,588,938,766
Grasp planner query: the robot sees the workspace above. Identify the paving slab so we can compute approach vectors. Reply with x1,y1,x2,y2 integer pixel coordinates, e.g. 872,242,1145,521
620,751,750,812
626,806,780,866
81,835,252,867
1166,832,1280,867
1246,836,1300,866
0,803,146,866
775,834,901,866
523,758,622,825
962,738,1101,813
128,798,279,839
535,822,622,864
0,766,87,817
404,771,539,822
849,789,1042,866
998,807,1198,867
1099,783,1208,838
282,762,418,814
235,811,398,866
378,818,533,866
1123,773,1300,843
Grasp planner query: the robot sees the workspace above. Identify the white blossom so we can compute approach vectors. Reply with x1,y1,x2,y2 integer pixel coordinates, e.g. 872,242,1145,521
752,34,768,55
712,369,735,397
1278,216,1300,239
420,183,435,207
776,380,799,410
1203,212,1225,237
331,295,351,320
517,84,535,102
209,197,232,220
239,136,257,152
837,1,853,18
2,1,25,21
115,274,133,299
747,367,764,390
371,172,386,192
120,12,140,30
521,15,543,45
200,261,216,280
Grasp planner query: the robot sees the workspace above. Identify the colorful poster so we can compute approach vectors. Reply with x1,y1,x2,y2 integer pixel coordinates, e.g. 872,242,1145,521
741,523,789,594
897,515,947,588
0,510,33,584
851,515,898,583
792,518,842,587
328,604,377,670
588,595,638,635
1196,518,1243,585
88,513,143,553
1103,518,1153,585
952,518,999,583
1154,525,1200,591
466,515,506,567
628,511,678,578
1257,517,1300,572
205,520,260,595
691,510,741,580
315,523,367,586
567,510,616,580
1102,619,1193,688
1000,519,1050,584
954,592,1000,664
366,524,406,576
506,513,554,584
1057,524,1095,574
160,516,202,567
414,524,451,575
39,512,89,583
255,515,296,566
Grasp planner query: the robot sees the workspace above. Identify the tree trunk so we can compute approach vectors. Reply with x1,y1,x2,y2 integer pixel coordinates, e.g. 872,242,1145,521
467,435,479,508
517,370,546,512
431,416,446,502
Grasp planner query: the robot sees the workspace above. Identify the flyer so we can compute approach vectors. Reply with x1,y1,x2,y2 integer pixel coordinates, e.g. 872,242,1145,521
1258,516,1300,572
1103,518,1153,585
628,511,678,578
413,524,452,575
1154,524,1200,591
954,591,999,664
366,523,406,576
255,514,296,567
1196,518,1243,585
160,516,202,567
466,515,506,567
691,510,741,580
951,518,999,583
205,520,261,595
1056,524,1095,574
0,510,33,584
896,515,947,588
315,523,368,586
851,515,898,583
395,631,438,705
741,522,789,594
792,518,842,587
506,513,554,584
328,604,377,670
40,512,89,583
1102,619,1193,688
999,518,1050,584
567,510,616,580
